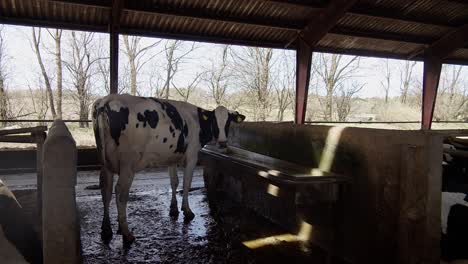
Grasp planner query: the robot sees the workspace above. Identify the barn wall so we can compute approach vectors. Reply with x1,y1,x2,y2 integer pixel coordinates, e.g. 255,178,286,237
227,122,443,264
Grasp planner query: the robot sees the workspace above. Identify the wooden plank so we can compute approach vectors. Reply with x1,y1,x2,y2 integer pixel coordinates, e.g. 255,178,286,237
0,126,47,136
0,135,36,143
295,38,312,124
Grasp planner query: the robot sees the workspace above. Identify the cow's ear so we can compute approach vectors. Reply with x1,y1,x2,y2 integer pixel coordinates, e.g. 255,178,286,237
201,110,213,121
232,113,246,123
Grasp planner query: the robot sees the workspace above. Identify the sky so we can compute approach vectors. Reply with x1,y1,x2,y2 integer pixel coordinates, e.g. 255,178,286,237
1,24,464,99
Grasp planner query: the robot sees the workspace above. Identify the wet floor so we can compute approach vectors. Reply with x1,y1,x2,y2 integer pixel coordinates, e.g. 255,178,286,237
1,169,327,264
77,168,328,264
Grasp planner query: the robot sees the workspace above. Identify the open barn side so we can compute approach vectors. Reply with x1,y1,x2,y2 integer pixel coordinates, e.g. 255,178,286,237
205,122,446,264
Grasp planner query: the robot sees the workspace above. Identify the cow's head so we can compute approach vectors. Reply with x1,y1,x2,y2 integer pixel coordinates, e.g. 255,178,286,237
199,106,245,148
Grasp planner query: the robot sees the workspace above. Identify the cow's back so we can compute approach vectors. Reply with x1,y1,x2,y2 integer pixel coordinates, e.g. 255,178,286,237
93,94,198,172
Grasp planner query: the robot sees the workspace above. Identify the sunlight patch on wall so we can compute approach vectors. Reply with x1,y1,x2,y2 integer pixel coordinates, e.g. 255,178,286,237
317,126,346,173
267,183,280,197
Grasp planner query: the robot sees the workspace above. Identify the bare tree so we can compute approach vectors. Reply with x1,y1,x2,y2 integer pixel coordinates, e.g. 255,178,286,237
335,82,365,122
162,40,196,99
31,28,57,118
314,53,360,121
399,60,417,104
274,51,295,121
64,31,100,128
122,35,161,95
231,47,274,121
46,29,64,119
0,26,10,126
205,45,231,106
380,59,392,104
435,65,467,120
28,79,49,126
173,72,203,102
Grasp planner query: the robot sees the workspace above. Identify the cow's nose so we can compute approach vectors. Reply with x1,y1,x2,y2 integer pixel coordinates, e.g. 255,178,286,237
218,141,227,149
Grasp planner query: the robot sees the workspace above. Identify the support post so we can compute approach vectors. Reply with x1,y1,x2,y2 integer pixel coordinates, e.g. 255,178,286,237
421,56,442,130
42,120,80,264
109,32,118,94
33,131,46,219
295,38,312,124
109,0,122,94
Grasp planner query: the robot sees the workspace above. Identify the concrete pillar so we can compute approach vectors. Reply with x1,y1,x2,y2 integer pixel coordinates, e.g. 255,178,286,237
42,120,81,264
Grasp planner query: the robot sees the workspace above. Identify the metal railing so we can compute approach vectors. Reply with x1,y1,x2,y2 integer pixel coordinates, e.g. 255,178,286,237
0,119,92,123
0,119,467,125
304,120,468,124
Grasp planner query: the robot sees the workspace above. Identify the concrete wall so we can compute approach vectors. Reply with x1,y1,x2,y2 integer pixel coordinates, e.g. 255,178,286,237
223,122,444,264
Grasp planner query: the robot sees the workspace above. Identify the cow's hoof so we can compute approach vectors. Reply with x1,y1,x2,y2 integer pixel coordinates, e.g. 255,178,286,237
101,227,113,243
183,210,195,221
169,206,179,218
122,233,135,248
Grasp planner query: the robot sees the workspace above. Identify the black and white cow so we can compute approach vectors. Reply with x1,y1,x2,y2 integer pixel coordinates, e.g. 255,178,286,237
92,94,245,245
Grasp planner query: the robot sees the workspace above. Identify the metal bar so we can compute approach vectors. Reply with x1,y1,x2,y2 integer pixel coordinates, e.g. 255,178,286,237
295,38,312,124
421,56,442,130
305,121,468,124
0,119,91,123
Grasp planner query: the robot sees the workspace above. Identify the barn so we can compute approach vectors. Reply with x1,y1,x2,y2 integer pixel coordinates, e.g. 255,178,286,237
0,0,468,263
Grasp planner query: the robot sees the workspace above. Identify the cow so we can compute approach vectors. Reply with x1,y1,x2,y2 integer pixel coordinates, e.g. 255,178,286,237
92,94,245,246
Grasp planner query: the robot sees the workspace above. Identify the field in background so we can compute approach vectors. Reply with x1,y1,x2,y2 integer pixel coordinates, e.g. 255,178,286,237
1,121,467,149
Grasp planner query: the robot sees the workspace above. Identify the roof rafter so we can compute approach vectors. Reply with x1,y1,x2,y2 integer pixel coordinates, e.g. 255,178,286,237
409,24,468,59
299,0,358,47
267,0,464,28
424,24,468,59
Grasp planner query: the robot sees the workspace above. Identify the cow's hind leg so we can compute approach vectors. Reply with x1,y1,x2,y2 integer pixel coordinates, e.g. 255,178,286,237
115,167,136,247
100,167,114,243
181,158,197,221
169,165,179,217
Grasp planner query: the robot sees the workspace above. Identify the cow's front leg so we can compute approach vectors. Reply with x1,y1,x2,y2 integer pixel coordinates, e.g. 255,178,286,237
182,157,197,221
100,167,114,243
169,165,179,217
115,167,135,247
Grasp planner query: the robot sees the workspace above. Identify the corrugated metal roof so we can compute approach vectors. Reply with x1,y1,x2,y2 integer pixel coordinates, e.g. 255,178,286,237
1,0,468,64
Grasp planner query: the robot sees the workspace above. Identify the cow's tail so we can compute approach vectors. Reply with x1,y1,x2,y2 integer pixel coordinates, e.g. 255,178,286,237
92,99,108,173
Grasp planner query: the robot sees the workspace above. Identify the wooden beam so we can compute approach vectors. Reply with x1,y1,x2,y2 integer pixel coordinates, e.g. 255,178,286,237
424,24,468,59
295,38,312,124
421,56,442,130
300,0,358,47
109,0,122,94
268,0,463,28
